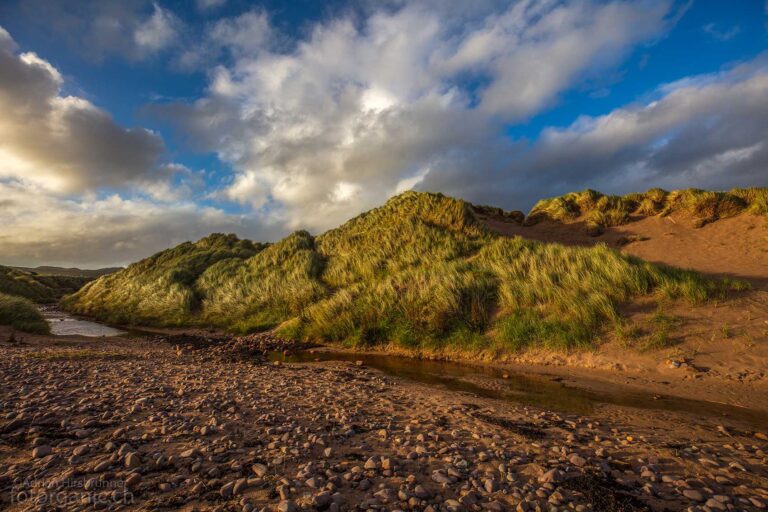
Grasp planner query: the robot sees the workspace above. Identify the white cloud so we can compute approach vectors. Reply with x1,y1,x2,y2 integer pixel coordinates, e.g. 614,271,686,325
0,181,276,267
421,56,768,207
0,25,239,266
160,0,677,231
134,2,181,55
0,28,176,194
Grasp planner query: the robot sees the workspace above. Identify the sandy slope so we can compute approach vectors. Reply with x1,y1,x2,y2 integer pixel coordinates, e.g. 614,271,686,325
482,212,768,401
485,212,768,287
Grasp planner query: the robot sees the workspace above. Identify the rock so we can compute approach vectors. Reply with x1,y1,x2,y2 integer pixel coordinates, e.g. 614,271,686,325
538,469,565,484
277,500,298,512
125,473,142,489
313,491,333,508
568,453,587,467
220,481,235,498
125,452,141,469
233,478,249,495
73,445,90,457
705,498,727,510
444,499,463,512
32,445,52,458
180,448,200,458
251,463,268,477
413,485,430,499
682,489,704,502
431,470,451,484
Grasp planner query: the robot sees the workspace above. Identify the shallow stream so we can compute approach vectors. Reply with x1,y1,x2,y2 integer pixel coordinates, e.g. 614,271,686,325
40,307,126,337
270,350,768,428
38,308,767,428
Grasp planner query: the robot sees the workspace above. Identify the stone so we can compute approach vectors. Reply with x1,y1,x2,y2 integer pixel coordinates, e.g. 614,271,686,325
682,489,704,502
431,470,451,484
220,481,235,498
125,473,142,489
444,499,463,512
180,448,200,458
538,469,564,484
277,500,298,512
125,452,141,469
32,445,52,458
568,453,587,467
252,463,268,477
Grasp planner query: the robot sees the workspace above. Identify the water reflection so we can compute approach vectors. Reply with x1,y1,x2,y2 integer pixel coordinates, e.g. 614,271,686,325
270,350,768,428
40,307,126,337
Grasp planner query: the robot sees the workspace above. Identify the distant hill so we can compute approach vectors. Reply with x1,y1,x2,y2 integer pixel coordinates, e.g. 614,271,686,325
10,266,121,278
63,189,761,355
0,265,93,303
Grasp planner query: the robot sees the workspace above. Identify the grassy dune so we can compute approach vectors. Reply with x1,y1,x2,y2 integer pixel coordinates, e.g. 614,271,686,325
0,265,91,303
63,190,750,355
526,187,768,234
0,292,49,334
62,234,265,326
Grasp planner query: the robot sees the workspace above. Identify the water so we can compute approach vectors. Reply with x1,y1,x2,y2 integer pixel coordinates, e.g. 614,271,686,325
270,350,768,428
40,307,126,337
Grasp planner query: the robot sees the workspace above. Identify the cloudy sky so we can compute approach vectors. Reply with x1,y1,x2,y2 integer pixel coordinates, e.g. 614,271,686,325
0,0,767,267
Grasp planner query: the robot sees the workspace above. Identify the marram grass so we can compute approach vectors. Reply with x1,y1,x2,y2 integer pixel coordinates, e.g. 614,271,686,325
0,292,50,334
63,190,752,353
527,187,768,232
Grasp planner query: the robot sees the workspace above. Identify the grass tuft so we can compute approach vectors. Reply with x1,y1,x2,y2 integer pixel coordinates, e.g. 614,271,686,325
526,187,767,231
0,292,50,334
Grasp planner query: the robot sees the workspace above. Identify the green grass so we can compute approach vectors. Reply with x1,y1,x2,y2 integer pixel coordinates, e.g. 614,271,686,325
62,233,266,326
0,265,91,303
639,309,682,351
526,187,768,232
62,190,750,355
0,292,50,334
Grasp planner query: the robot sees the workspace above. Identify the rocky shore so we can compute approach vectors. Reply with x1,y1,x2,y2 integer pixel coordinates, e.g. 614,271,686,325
0,332,766,512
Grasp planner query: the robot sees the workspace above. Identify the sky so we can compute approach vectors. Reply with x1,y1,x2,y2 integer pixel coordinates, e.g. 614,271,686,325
0,0,767,268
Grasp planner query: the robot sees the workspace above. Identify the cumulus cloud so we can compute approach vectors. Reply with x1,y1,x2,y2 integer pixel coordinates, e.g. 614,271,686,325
0,25,259,267
0,28,175,193
134,2,182,54
176,9,275,69
157,0,678,231
0,181,278,267
421,56,768,208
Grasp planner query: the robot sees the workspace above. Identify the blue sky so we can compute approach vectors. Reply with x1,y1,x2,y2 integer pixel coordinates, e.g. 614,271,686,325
0,0,767,266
